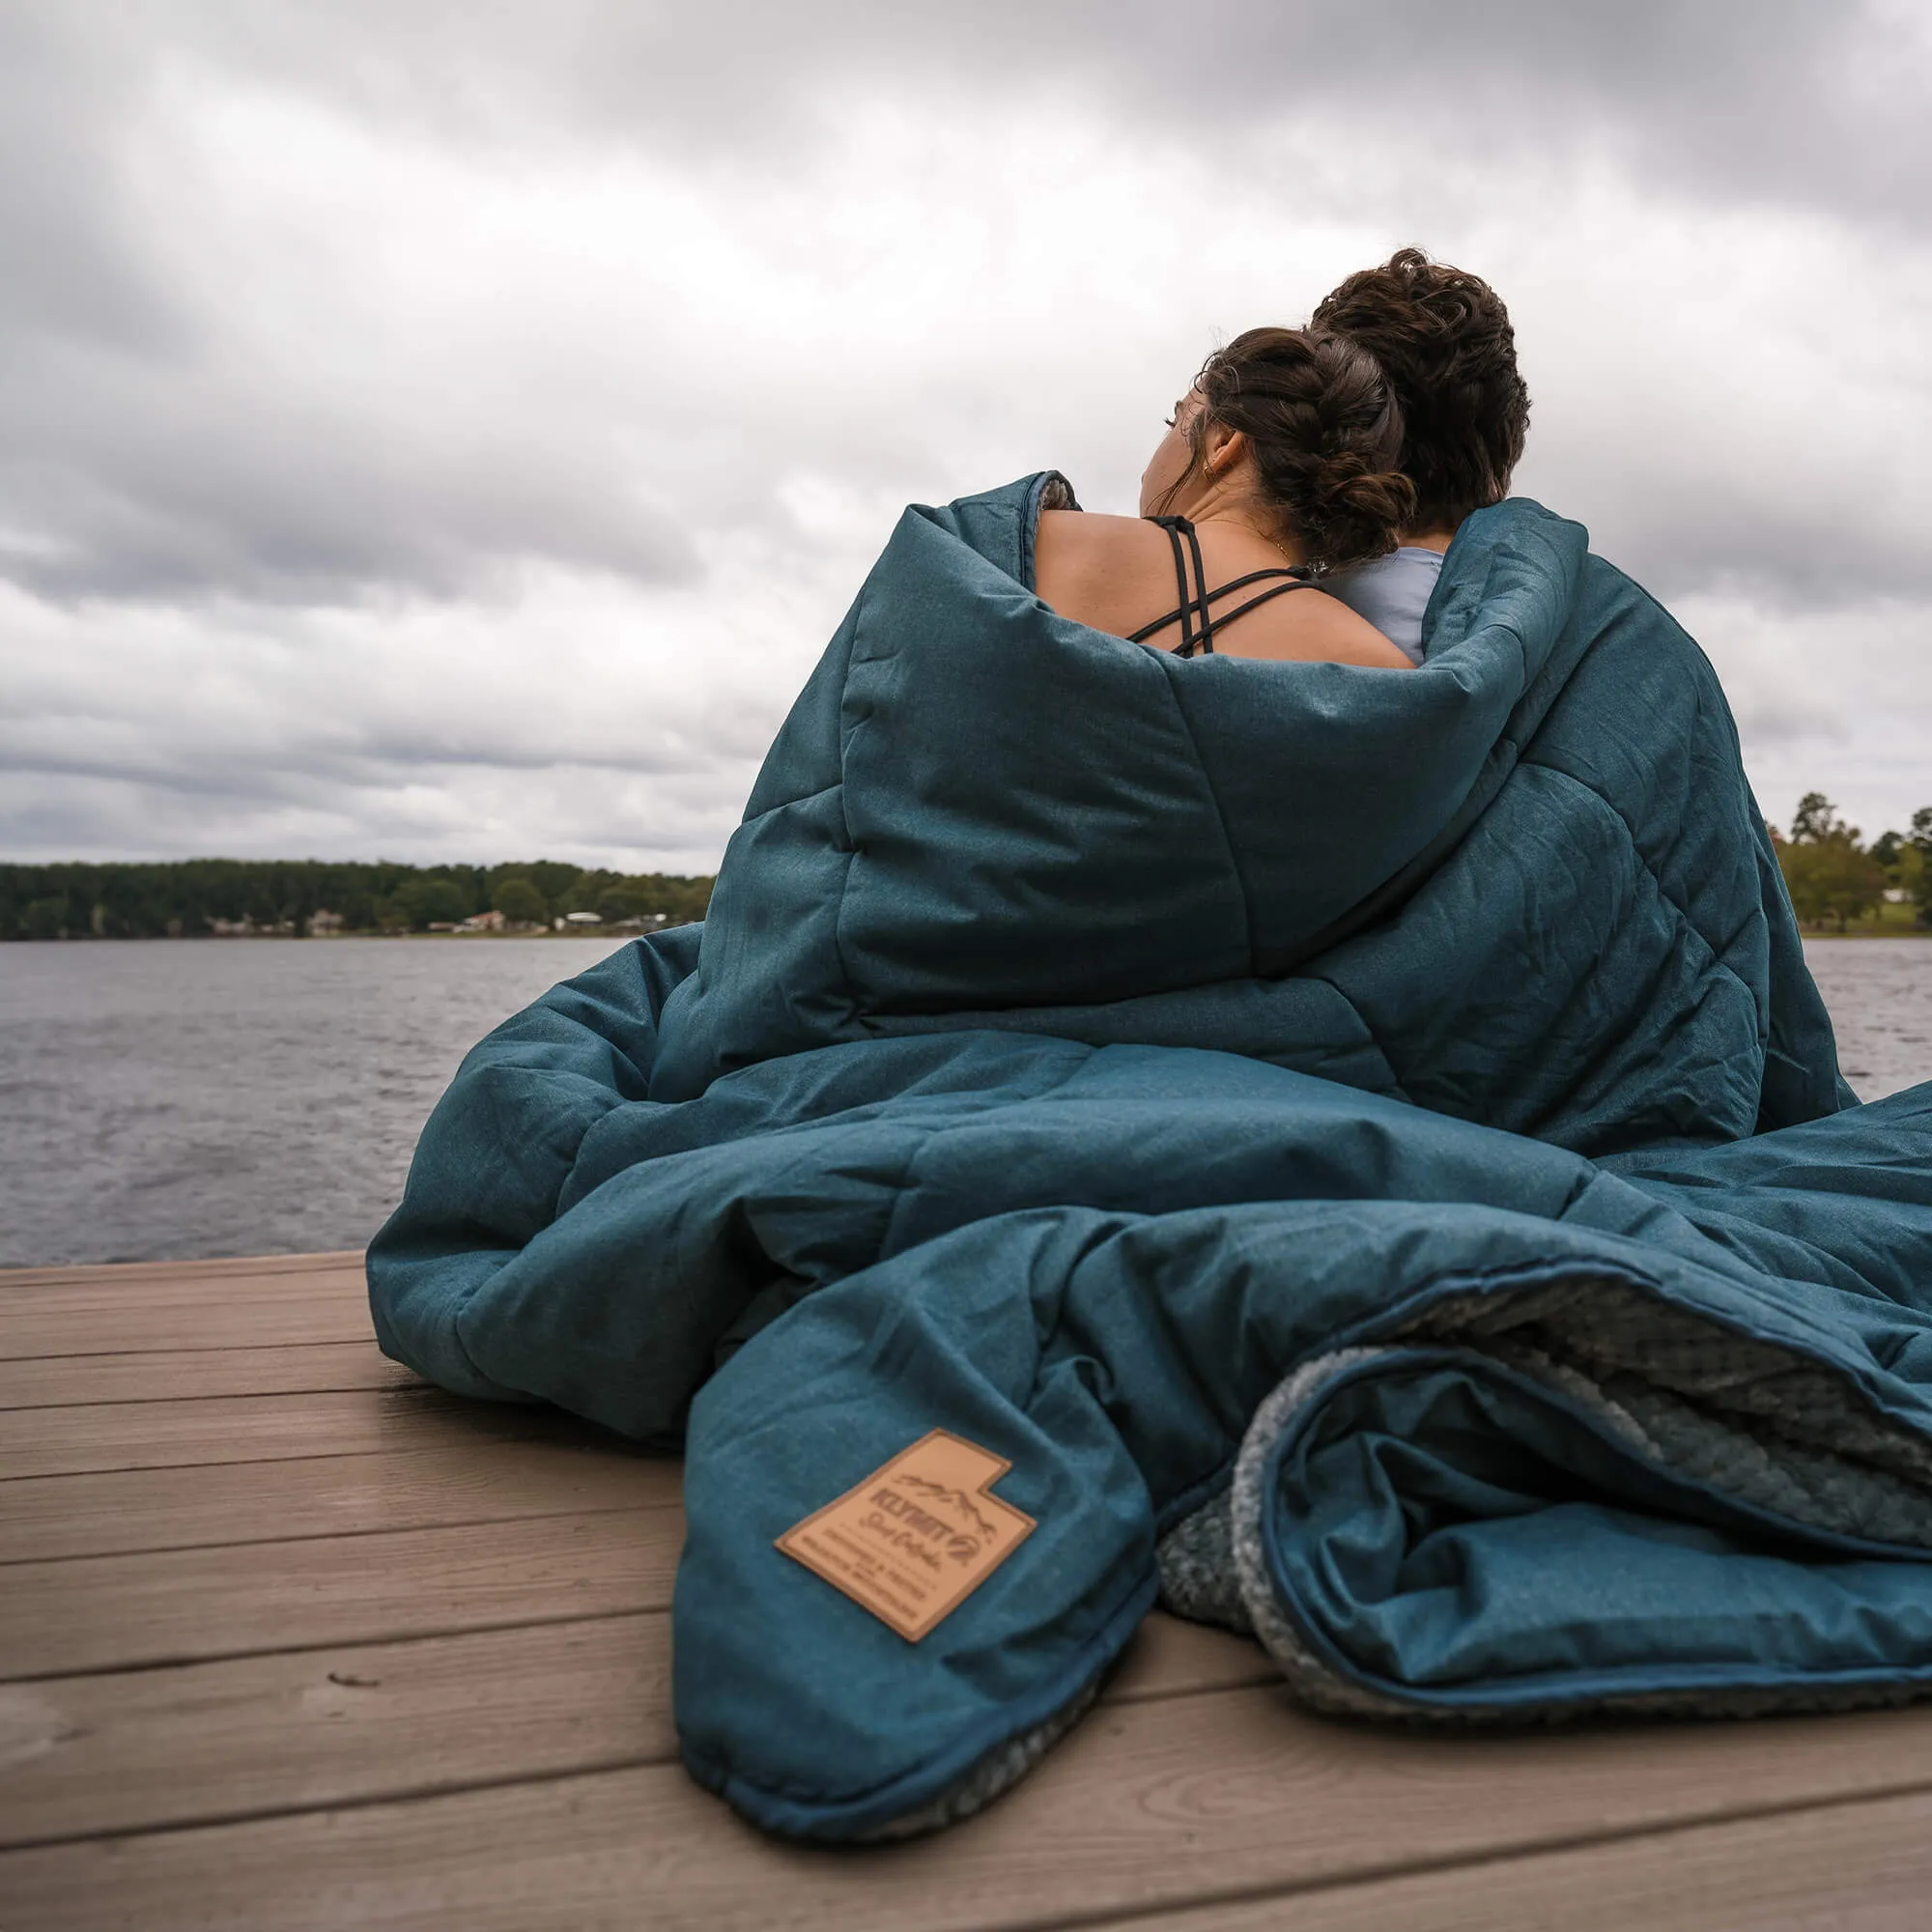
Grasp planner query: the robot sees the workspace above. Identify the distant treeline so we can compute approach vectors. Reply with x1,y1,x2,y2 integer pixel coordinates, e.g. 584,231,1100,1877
0,860,715,940
9,792,1927,942
1771,795,1932,933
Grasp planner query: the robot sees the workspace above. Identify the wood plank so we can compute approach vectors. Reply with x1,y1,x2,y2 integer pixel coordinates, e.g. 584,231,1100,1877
0,1264,369,1359
0,1613,674,1851
13,1688,1932,1932
0,1439,682,1563
0,1382,635,1480
0,1613,1268,1850
2,1509,682,1678
1084,1789,1932,1931
1103,1612,1276,1704
0,1340,408,1408
0,1252,362,1291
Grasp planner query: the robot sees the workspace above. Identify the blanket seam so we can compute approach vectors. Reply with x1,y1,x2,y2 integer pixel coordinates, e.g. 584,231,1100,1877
1155,659,1257,976
1293,975,1417,1105
1519,755,1759,1012
874,1041,1108,1260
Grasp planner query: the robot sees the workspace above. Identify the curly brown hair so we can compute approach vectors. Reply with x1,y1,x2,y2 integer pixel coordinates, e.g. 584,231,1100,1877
1179,327,1417,571
1312,248,1530,531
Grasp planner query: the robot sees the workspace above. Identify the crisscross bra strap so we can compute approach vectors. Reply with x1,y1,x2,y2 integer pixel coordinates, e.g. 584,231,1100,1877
1127,515,1316,656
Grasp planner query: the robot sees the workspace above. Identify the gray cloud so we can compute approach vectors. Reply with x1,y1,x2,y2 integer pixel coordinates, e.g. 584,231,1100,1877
0,7,702,604
158,1,1932,234
0,1,1928,865
1525,466,1932,612
5,2,1929,608
0,363,696,604
0,14,185,356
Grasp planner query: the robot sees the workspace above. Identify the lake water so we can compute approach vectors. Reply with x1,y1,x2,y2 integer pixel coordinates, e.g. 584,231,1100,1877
2,935,1928,1267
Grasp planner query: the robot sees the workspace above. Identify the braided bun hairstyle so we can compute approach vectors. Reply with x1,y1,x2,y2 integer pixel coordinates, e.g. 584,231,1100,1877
1188,327,1416,570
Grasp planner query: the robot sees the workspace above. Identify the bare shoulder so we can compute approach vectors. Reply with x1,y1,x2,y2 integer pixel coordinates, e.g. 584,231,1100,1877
1236,587,1417,669
1032,510,1165,588
1033,511,1173,639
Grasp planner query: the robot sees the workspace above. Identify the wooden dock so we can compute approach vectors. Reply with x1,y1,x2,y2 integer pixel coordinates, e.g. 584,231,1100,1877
5,1252,1932,1929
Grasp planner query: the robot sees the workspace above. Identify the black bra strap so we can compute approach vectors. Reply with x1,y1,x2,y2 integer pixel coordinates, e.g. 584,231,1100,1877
1186,578,1316,636
1128,516,1314,654
1152,515,1208,655
1181,520,1214,652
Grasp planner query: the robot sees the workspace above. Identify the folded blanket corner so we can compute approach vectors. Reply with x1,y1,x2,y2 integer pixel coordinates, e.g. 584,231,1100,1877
368,474,1931,1840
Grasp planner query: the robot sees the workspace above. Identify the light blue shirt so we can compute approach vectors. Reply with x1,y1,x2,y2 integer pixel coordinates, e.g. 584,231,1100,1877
1321,547,1444,665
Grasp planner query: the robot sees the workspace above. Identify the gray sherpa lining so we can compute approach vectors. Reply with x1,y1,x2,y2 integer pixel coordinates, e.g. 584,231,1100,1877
1154,1489,1248,1632
1398,1280,1932,1547
1230,1350,1407,1720
1208,1281,1932,1726
853,1673,1104,1841
1036,473,1080,514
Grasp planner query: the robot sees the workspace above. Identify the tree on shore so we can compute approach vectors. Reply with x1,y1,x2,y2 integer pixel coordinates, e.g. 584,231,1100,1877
1859,807,1932,929
1788,792,1843,843
395,879,471,929
493,877,548,927
522,862,584,914
22,896,66,940
1776,794,1887,931
1912,808,1932,927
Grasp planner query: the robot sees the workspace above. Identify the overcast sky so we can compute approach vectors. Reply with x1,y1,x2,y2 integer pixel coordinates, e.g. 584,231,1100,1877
3,1,1928,870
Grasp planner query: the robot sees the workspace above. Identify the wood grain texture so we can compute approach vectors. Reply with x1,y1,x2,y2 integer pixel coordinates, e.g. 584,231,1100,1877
2,1509,682,1678
0,1382,631,1480
0,1438,681,1563
1082,1790,1932,1932
12,1690,1932,1932
0,1340,408,1408
0,1613,677,1850
1102,1611,1276,1704
0,1264,369,1358
0,1612,1268,1850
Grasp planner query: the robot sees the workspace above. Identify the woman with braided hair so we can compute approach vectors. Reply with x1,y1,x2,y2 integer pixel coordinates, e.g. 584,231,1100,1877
1033,327,1419,668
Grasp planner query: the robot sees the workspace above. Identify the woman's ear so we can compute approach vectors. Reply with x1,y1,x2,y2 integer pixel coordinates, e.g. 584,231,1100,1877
1203,423,1247,476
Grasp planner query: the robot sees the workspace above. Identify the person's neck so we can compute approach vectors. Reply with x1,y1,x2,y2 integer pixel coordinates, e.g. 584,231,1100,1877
1165,478,1305,565
1400,527,1456,554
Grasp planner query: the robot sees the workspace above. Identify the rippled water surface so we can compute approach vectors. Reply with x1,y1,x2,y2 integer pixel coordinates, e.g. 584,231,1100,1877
2,933,1928,1266
1801,938,1932,1106
0,937,630,1267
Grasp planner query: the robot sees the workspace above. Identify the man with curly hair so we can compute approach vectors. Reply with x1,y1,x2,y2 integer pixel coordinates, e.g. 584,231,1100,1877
1313,249,1532,663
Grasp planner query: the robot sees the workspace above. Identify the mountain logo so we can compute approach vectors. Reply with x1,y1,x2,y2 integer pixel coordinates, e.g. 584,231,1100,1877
776,1429,1037,1641
894,1475,1002,1548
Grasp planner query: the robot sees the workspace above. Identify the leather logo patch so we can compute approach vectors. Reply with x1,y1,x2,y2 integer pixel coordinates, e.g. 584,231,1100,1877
777,1430,1036,1641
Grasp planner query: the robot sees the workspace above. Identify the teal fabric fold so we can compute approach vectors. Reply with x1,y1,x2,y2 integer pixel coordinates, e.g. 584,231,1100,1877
368,474,1929,1841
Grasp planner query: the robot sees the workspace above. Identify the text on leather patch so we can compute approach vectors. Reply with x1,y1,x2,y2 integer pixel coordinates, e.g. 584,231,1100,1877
777,1430,1037,1641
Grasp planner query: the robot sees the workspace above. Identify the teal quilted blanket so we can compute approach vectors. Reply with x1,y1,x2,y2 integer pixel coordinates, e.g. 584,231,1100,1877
370,475,1932,1840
